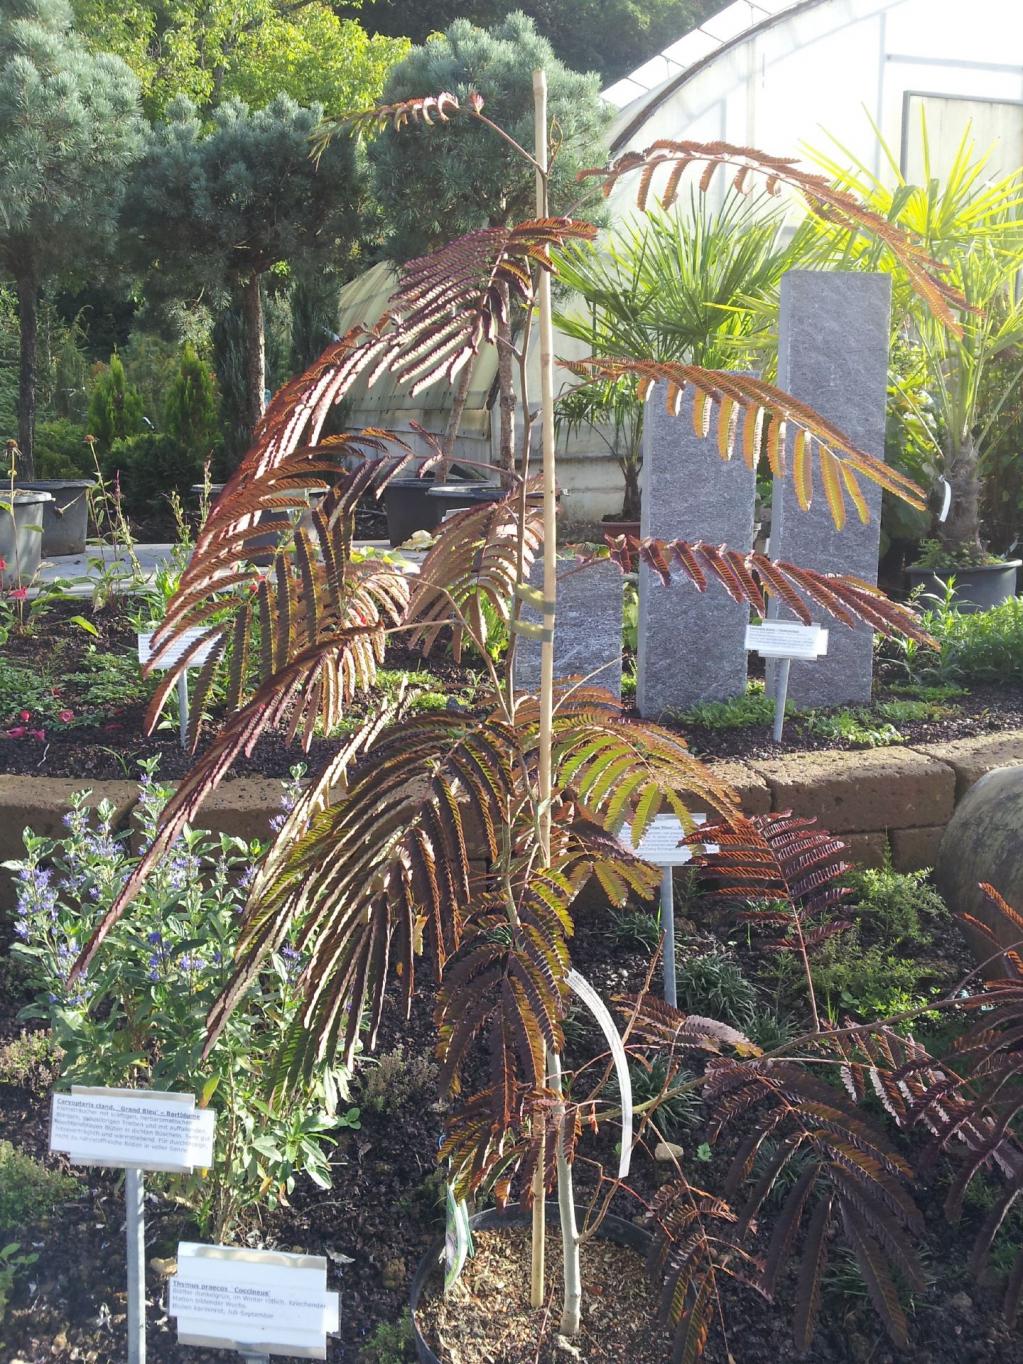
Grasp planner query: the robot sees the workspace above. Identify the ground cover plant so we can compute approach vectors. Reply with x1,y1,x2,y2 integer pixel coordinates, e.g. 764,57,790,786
46,69,1023,1364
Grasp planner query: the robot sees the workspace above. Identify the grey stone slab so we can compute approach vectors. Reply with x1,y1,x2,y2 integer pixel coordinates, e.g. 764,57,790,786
637,382,756,718
767,270,891,707
514,555,623,697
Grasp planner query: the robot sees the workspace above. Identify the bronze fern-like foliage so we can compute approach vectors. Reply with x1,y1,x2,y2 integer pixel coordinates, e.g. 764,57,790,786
569,355,928,526
603,533,934,646
705,1056,925,1351
691,812,854,953
406,480,544,660
578,141,966,331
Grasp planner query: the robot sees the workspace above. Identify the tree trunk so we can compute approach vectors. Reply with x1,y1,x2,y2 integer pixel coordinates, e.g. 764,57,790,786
496,302,516,489
439,359,474,479
621,459,641,522
242,272,266,447
16,273,37,479
940,434,984,558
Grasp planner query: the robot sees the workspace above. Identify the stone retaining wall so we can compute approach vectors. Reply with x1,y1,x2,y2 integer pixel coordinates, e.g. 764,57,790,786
1,731,1021,910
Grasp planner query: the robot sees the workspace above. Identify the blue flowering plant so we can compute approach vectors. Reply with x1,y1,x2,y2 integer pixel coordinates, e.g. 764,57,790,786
6,762,360,1241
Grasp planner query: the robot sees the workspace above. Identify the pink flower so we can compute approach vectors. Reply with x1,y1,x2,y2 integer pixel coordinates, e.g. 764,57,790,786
8,587,28,601
58,709,74,724
28,728,45,742
7,726,26,739
18,710,30,723
0,557,6,571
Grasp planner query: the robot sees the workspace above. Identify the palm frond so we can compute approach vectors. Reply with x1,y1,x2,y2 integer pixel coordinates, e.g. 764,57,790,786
578,141,965,330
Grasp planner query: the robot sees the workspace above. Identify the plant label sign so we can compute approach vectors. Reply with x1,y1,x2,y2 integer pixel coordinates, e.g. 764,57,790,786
617,812,716,867
137,626,218,670
745,621,828,660
170,1243,340,1360
49,1087,215,1173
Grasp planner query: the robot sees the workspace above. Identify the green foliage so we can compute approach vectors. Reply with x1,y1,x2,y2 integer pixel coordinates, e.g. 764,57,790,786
0,1241,38,1325
629,1057,699,1140
368,14,612,260
163,342,220,467
87,354,144,450
0,1031,61,1091
0,0,145,467
32,419,93,477
605,906,661,953
0,1139,80,1232
339,1,717,86
0,657,53,725
672,951,759,1030
357,1310,415,1364
104,431,204,520
845,865,949,946
72,0,408,119
913,536,999,570
895,595,1023,684
359,1047,438,1116
11,776,358,1239
679,683,778,731
768,929,937,1026
804,708,903,748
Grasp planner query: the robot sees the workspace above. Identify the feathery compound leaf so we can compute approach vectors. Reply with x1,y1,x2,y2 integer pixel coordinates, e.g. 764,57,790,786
578,141,965,331
615,993,761,1060
569,357,927,519
407,482,543,659
601,537,934,647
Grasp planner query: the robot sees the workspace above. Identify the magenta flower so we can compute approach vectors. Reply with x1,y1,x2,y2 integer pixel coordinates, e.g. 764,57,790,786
58,709,74,724
8,587,29,601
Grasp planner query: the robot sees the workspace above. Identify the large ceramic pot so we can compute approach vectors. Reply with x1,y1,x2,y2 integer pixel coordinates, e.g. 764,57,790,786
906,559,1021,612
408,1202,652,1364
935,764,1023,979
16,479,94,556
0,490,53,587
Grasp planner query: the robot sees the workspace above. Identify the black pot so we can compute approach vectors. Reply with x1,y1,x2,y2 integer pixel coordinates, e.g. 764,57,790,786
408,1202,652,1364
427,482,503,518
906,559,1021,613
384,476,443,547
16,479,94,556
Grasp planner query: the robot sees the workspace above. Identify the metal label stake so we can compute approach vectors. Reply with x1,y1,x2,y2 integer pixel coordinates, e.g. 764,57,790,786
617,815,718,1007
745,622,829,743
126,1168,146,1364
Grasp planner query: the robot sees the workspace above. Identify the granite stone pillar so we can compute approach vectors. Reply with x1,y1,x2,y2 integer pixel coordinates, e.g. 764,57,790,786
637,382,756,718
767,271,892,707
514,555,623,697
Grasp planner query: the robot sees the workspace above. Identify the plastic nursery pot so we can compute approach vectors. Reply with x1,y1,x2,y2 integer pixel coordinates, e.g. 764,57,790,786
408,1201,652,1364
384,475,443,547
600,518,640,539
0,490,53,587
906,559,1022,613
427,482,503,521
16,479,95,557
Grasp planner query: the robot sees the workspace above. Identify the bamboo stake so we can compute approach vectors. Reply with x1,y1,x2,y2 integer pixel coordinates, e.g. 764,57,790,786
529,64,555,1311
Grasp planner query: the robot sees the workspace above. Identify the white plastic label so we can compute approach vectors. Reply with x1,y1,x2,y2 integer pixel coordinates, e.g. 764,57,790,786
50,1088,215,1172
138,627,218,670
170,1243,339,1359
618,812,716,867
745,621,828,660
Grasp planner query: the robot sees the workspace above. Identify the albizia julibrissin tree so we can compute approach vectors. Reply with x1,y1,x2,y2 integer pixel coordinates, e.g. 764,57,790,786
71,90,986,1358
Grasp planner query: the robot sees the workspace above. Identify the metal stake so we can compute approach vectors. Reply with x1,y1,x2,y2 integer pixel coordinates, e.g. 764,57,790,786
660,865,677,1008
125,1168,146,1364
772,657,791,743
177,673,190,751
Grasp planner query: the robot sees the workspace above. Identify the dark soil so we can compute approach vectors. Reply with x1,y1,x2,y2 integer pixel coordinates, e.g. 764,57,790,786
3,604,1023,781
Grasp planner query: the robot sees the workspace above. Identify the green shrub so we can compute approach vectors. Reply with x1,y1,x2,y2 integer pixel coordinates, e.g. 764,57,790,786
846,865,949,945
0,1140,80,1232
359,1047,437,1116
163,342,221,468
769,930,938,1026
0,1242,37,1325
32,419,94,479
929,596,1023,683
673,952,759,1030
358,1311,415,1364
804,708,903,747
103,431,204,519
87,354,144,451
0,1031,61,1091
628,1057,700,1140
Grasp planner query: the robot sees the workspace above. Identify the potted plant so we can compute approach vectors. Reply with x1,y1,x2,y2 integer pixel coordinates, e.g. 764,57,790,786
804,125,1023,608
555,373,642,533
73,83,959,1362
